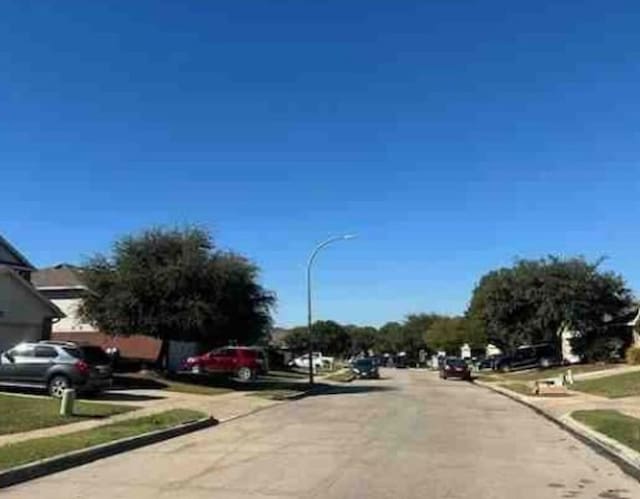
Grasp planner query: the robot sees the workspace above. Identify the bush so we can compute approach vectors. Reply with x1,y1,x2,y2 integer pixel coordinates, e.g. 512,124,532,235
625,346,640,365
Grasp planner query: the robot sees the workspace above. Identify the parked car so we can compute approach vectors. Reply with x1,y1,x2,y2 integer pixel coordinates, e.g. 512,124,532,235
0,341,113,397
288,352,334,370
439,357,471,380
495,343,560,372
395,352,408,368
351,358,380,379
182,346,267,381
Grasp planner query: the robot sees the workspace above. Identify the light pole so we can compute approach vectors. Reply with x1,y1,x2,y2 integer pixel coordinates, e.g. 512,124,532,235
307,234,356,386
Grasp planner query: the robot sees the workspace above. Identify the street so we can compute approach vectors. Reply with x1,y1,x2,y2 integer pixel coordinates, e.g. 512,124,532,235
3,369,640,499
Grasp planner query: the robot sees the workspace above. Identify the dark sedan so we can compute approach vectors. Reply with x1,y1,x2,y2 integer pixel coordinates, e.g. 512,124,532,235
351,358,380,379
439,357,471,381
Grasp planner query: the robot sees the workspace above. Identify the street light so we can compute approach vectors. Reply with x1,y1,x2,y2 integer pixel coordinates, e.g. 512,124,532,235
307,234,356,385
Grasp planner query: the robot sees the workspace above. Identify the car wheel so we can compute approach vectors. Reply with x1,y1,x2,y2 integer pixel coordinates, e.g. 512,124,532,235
236,366,253,382
48,375,71,398
442,373,448,380
540,358,551,368
500,364,511,373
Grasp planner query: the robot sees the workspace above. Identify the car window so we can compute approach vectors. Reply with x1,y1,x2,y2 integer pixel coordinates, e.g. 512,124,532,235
34,346,58,358
10,345,35,357
63,347,83,359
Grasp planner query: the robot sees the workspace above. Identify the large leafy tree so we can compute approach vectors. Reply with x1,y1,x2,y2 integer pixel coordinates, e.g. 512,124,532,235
424,316,486,355
80,227,275,365
345,325,379,355
467,256,633,359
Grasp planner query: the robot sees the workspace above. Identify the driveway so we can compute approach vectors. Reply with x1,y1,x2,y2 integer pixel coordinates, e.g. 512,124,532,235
3,369,640,498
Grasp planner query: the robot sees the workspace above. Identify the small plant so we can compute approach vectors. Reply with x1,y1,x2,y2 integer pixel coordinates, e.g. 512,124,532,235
625,346,640,365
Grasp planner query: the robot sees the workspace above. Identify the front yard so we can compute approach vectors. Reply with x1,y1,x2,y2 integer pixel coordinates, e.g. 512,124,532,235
0,409,204,472
573,410,640,453
571,371,640,398
0,393,135,436
478,363,618,383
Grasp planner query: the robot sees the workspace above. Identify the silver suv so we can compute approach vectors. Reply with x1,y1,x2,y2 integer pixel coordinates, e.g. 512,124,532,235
0,341,113,397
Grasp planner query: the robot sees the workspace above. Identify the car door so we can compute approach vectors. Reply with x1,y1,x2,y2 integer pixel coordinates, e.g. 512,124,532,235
0,349,19,382
32,345,59,383
203,349,226,373
7,344,37,382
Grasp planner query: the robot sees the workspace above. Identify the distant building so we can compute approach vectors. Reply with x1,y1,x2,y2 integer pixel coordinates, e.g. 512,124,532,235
0,235,64,352
33,264,161,362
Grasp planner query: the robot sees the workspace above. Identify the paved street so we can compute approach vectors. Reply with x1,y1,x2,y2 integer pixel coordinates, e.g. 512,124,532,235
3,369,640,499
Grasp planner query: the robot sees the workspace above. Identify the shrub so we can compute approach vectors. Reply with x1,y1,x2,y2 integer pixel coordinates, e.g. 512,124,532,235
625,346,640,365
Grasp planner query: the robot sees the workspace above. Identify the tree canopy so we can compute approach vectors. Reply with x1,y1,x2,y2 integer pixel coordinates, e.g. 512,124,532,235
466,256,633,358
80,227,275,359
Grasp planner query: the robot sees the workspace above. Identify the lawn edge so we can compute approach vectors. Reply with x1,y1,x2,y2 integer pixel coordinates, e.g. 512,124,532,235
474,379,640,483
0,416,216,489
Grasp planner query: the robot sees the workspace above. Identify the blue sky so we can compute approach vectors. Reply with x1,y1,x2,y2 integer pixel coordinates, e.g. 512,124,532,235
2,1,640,327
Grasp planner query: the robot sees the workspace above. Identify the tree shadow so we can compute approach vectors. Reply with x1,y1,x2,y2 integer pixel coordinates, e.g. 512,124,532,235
308,383,397,396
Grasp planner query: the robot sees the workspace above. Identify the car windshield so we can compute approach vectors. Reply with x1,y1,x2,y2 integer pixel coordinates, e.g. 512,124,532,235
355,359,373,368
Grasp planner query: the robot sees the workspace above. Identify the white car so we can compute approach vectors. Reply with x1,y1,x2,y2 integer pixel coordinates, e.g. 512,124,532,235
289,352,334,370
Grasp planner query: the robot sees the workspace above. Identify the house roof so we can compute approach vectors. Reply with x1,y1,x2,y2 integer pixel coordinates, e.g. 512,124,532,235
0,267,64,318
0,234,35,270
32,264,88,290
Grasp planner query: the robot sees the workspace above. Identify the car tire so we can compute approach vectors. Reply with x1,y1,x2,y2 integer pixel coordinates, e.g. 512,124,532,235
236,366,253,382
500,364,511,373
48,375,71,398
540,358,551,369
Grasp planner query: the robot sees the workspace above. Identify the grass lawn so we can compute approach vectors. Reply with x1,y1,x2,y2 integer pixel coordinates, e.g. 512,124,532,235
478,363,618,383
572,410,640,452
0,393,135,436
571,371,640,398
115,369,309,396
0,409,205,472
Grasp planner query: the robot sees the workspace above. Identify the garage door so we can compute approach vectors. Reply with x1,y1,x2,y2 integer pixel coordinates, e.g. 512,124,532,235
0,323,42,352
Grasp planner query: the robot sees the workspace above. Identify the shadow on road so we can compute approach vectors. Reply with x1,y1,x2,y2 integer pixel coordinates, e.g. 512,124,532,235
309,383,397,396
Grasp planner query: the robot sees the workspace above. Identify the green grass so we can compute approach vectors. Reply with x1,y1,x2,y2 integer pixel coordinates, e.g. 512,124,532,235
0,409,205,471
572,410,640,452
479,364,617,383
0,393,135,436
571,371,640,398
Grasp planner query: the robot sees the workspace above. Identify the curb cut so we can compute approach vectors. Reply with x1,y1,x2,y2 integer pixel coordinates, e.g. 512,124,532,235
474,380,640,482
0,416,216,489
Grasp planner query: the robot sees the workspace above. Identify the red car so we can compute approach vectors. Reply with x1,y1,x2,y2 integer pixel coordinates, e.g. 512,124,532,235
439,357,471,381
182,347,267,381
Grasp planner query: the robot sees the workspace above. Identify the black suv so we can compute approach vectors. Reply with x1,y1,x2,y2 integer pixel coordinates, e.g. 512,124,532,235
0,341,113,397
495,343,560,372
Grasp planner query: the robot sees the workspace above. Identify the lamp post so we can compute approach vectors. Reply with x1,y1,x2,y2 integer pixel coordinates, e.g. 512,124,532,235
307,234,356,386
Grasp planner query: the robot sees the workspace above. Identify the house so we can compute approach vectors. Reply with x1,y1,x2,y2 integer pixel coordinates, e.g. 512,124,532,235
33,264,162,363
0,235,64,352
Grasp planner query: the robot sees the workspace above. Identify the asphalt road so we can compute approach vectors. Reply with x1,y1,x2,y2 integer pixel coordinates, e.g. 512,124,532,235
3,369,640,499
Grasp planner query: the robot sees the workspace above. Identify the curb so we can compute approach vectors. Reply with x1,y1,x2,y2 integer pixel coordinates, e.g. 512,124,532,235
474,380,640,482
0,416,216,489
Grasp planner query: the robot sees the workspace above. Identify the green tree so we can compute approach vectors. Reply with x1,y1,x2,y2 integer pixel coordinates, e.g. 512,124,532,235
80,226,275,366
282,321,350,357
467,256,633,360
377,321,403,353
345,325,379,355
424,316,486,355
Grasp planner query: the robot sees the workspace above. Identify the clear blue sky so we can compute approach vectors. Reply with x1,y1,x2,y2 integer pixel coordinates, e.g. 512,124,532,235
2,1,640,327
